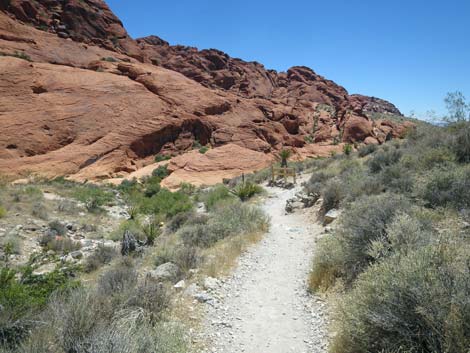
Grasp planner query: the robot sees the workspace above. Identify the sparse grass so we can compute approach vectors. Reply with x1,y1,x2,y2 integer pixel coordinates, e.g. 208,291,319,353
0,206,6,219
0,51,32,62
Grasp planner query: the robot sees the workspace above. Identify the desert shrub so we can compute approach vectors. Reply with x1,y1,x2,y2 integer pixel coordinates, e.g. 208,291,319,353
368,147,402,173
97,260,137,296
0,235,21,256
304,171,332,195
74,316,187,353
200,185,233,211
154,154,171,163
31,202,48,220
199,146,209,154
343,143,353,156
366,212,433,261
48,220,66,236
166,211,194,233
39,235,81,254
83,245,117,273
117,179,140,195
379,164,414,193
418,147,455,170
332,243,470,353
178,182,196,195
143,176,161,198
450,122,470,163
152,165,169,179
57,200,80,214
173,245,201,272
312,194,412,288
0,206,6,218
72,185,113,212
357,144,377,157
422,167,470,209
320,179,345,216
0,266,77,349
231,182,264,201
178,224,211,248
127,281,171,320
309,235,345,292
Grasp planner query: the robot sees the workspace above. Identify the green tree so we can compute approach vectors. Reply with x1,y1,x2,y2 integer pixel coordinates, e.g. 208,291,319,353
444,91,469,122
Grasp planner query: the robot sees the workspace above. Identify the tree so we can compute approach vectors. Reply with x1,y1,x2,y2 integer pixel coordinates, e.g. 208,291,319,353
444,91,469,123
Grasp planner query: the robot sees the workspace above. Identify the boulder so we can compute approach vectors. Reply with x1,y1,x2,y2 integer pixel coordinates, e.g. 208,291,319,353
148,262,180,283
324,209,341,225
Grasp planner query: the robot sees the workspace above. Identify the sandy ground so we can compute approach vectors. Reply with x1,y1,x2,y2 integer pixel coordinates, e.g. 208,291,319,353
199,178,329,353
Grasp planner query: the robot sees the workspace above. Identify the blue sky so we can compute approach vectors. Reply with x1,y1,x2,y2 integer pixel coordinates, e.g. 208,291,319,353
107,0,470,117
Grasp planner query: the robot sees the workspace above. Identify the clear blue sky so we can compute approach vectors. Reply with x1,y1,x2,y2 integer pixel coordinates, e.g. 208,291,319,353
107,0,469,117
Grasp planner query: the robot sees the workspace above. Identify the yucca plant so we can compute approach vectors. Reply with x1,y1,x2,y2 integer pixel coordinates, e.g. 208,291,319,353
231,182,263,201
279,149,291,168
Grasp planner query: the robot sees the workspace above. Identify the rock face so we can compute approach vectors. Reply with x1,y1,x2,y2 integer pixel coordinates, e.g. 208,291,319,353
350,94,403,116
0,2,412,183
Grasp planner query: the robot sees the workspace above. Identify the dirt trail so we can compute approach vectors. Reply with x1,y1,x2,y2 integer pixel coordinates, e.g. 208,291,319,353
200,179,329,353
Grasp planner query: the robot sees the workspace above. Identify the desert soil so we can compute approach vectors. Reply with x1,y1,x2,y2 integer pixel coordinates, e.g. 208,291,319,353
199,178,329,353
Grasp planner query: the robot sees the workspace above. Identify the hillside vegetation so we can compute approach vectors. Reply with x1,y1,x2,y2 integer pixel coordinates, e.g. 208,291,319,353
0,169,267,352
306,113,470,352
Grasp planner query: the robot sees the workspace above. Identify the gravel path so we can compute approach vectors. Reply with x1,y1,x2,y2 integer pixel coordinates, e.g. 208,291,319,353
199,181,329,353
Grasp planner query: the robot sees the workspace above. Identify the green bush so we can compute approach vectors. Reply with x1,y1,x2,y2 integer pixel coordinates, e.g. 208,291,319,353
152,166,169,179
199,146,209,154
422,167,470,209
143,176,161,198
332,244,470,353
0,206,6,218
0,266,78,349
72,185,113,212
343,143,353,156
231,182,263,201
154,154,171,163
136,189,192,218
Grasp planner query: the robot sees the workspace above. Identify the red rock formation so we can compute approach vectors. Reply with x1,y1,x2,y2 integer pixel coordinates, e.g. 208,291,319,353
0,1,412,183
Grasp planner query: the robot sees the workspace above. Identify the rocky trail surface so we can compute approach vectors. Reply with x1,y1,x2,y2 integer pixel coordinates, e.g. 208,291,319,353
199,178,329,353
